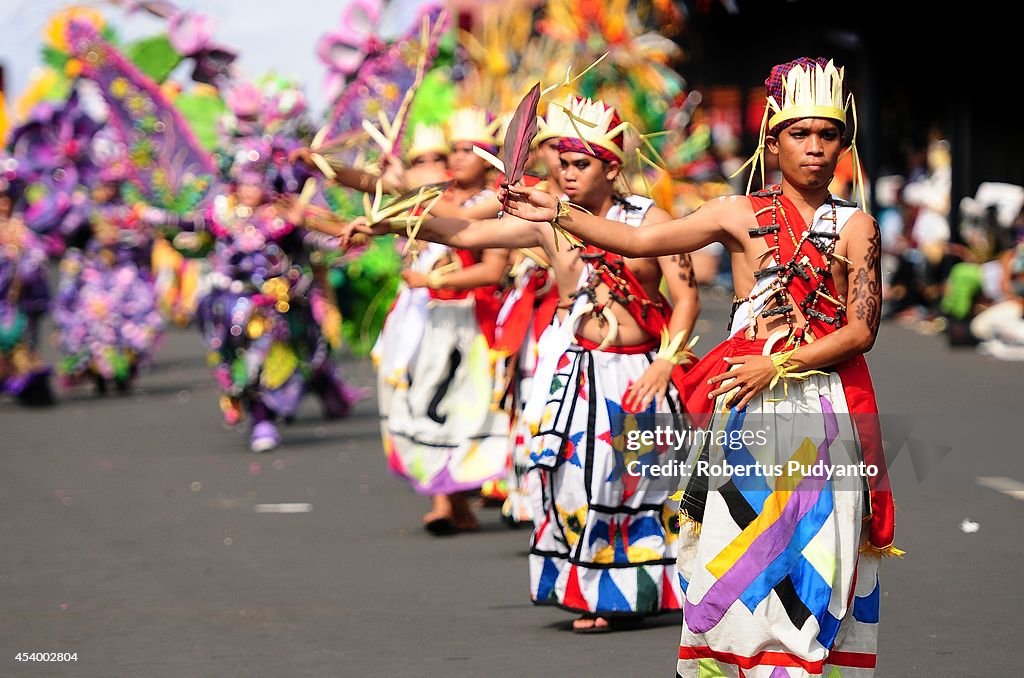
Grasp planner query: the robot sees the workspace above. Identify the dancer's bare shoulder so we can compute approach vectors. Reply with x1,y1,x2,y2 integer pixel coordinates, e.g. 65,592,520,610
687,194,755,249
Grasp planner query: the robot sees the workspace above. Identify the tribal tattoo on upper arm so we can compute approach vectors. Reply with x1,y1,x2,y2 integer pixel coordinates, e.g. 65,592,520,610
849,224,882,334
671,253,697,288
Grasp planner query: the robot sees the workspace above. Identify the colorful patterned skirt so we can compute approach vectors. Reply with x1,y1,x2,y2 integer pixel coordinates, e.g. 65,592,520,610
527,341,686,617
676,342,881,676
382,299,510,495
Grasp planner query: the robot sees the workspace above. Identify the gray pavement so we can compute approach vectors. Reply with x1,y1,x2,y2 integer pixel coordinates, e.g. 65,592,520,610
2,295,1022,677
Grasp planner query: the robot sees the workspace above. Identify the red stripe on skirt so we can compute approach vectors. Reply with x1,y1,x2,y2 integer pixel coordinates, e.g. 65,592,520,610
678,645,823,672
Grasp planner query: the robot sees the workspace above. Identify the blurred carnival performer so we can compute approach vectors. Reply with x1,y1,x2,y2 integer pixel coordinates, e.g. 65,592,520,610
384,108,511,534
299,108,513,533
0,174,55,405
166,141,362,452
53,159,165,394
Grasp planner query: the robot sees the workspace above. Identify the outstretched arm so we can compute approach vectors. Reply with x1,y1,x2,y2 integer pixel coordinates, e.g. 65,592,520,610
404,248,511,290
428,193,504,221
415,215,547,250
500,184,731,257
302,202,553,253
289,148,409,195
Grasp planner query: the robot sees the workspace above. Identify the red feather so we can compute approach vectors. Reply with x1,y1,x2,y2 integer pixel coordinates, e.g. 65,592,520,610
501,83,542,209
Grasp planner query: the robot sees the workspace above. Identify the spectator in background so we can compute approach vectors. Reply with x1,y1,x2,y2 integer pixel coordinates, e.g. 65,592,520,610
972,208,1024,360
896,134,955,332
940,184,1024,345
874,174,907,317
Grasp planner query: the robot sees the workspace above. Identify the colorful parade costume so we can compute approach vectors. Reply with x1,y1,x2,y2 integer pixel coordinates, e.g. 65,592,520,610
674,59,895,677
53,188,165,391
178,179,362,451
46,18,227,393
59,17,360,448
0,187,55,406
367,107,509,500
527,194,688,619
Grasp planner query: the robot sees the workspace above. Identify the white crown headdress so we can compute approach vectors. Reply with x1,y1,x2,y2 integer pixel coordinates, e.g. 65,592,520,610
767,59,847,131
557,96,628,162
447,106,500,147
406,124,448,161
734,57,865,208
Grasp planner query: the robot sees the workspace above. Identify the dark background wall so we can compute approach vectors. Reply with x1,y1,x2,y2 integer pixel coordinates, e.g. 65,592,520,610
678,0,1022,232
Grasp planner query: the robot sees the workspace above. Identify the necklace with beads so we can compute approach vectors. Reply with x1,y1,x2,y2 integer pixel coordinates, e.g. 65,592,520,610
729,187,850,347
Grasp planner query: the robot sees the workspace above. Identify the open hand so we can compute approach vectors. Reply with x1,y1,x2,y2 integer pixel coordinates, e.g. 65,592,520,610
277,195,305,225
289,146,313,167
378,154,408,194
624,359,674,412
314,216,389,250
498,183,559,223
706,354,776,411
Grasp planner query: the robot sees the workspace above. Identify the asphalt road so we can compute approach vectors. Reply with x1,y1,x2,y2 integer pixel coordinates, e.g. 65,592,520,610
2,293,1022,677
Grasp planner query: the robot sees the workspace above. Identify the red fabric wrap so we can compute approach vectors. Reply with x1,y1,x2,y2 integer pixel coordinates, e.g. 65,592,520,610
474,283,505,348
575,336,658,354
491,268,552,355
427,248,506,348
555,136,621,164
581,245,690,397
428,249,476,301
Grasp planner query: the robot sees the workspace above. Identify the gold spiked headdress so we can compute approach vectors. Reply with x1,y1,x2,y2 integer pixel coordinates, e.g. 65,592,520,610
734,57,865,207
555,95,628,163
767,58,847,131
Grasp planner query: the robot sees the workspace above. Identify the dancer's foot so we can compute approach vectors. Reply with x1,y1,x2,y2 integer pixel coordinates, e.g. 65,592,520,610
423,495,458,536
572,616,611,633
22,381,55,407
10,369,56,407
249,421,281,453
422,513,458,535
450,492,481,532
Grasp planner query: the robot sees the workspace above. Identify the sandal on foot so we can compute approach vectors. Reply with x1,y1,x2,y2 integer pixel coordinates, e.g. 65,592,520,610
423,515,459,536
